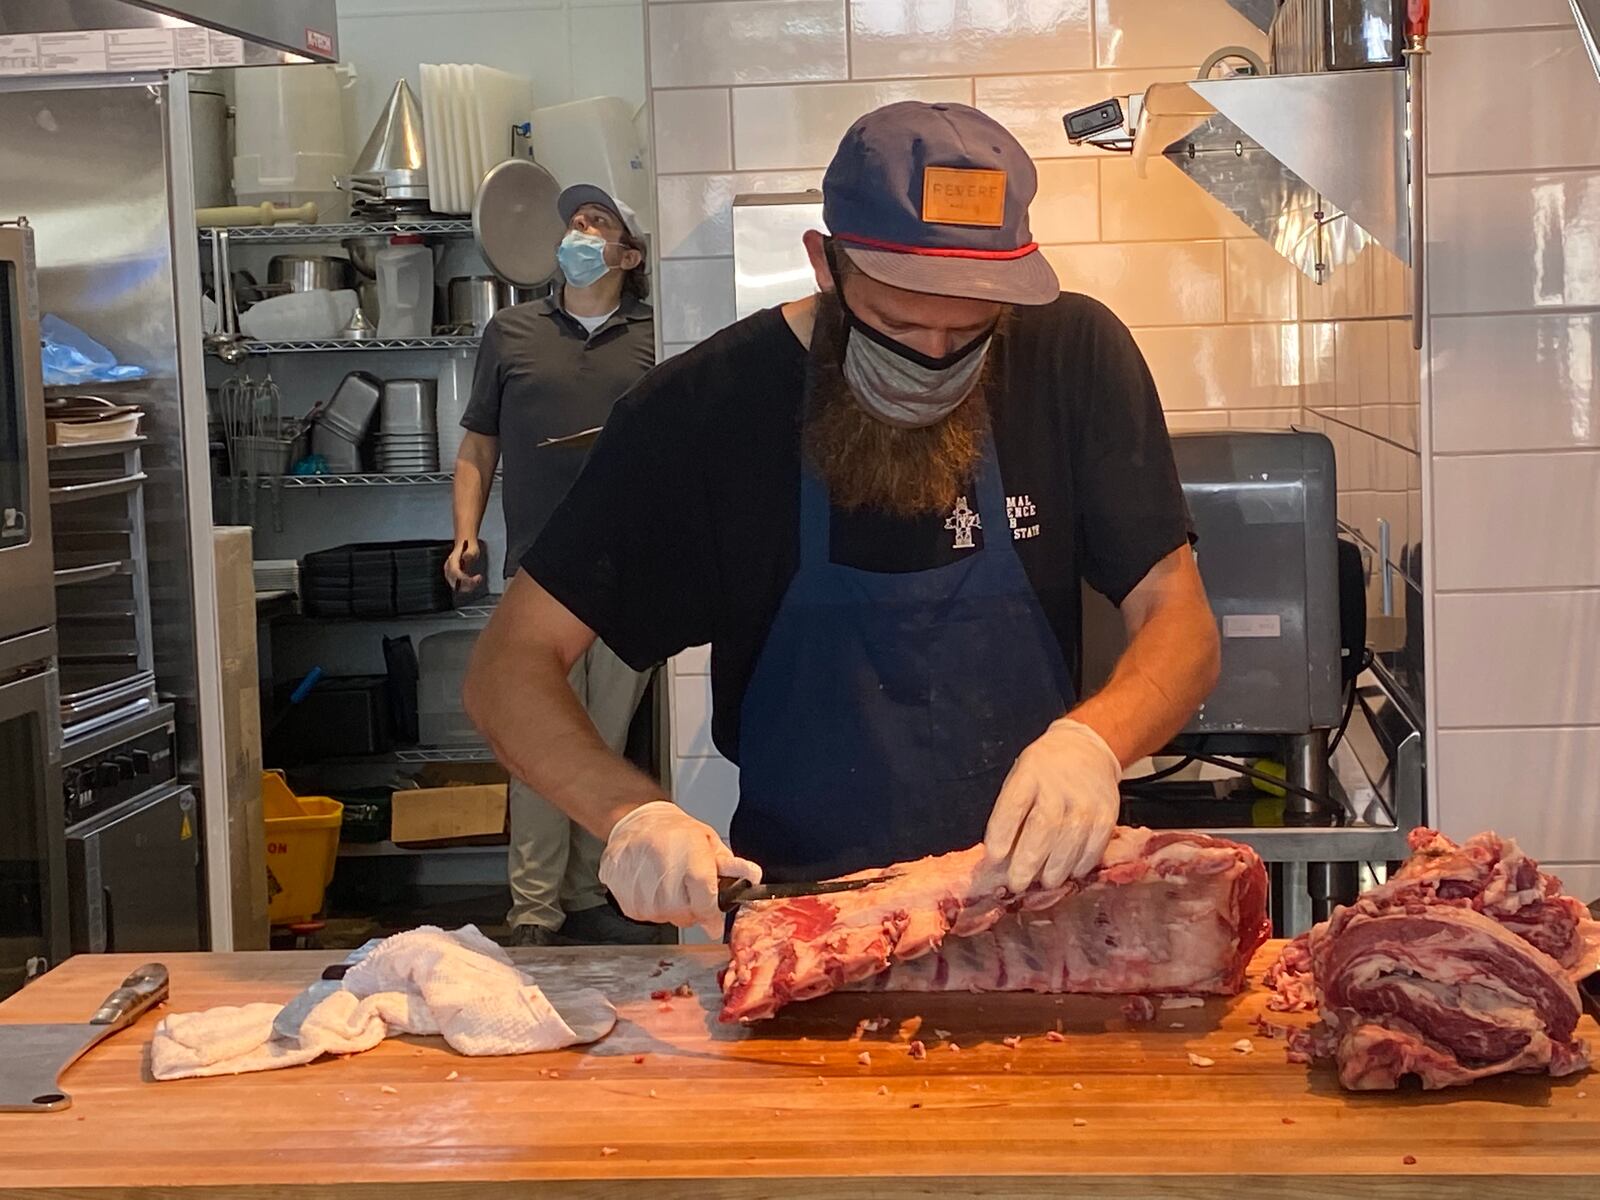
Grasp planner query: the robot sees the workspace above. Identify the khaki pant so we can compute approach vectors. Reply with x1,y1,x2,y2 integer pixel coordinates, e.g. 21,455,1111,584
506,639,651,931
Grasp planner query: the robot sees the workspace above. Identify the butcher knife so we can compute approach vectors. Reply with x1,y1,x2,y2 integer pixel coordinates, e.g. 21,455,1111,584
718,875,897,911
0,962,168,1113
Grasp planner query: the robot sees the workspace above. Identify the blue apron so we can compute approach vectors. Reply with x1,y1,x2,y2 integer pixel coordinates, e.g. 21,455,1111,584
732,423,1076,884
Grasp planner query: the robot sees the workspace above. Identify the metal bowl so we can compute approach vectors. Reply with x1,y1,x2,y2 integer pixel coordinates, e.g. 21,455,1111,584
268,254,354,294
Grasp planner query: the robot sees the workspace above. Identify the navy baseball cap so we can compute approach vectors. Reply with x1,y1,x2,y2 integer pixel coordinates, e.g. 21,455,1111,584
822,101,1059,305
557,183,644,242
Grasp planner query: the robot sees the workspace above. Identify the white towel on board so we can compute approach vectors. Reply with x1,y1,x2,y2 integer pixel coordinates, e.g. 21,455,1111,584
149,924,615,1081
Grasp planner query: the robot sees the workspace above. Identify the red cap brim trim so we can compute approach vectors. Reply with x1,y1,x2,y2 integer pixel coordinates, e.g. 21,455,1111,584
836,233,1040,261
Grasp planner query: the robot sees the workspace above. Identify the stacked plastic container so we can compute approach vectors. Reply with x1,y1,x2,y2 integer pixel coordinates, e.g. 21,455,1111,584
233,65,350,223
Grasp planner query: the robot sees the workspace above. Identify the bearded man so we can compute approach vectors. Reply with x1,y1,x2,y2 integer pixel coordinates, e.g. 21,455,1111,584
464,102,1220,933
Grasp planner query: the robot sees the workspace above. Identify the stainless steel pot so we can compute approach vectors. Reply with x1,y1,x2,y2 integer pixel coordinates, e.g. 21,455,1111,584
268,254,354,294
188,77,232,209
343,235,387,279
446,275,526,333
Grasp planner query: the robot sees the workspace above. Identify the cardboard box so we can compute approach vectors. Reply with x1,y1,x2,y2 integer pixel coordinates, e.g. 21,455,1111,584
390,762,509,847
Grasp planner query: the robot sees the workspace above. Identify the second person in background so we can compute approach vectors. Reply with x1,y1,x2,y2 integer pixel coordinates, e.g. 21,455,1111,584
445,183,660,946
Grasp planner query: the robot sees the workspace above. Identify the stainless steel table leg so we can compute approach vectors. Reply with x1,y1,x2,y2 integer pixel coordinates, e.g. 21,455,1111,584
1285,729,1330,818
1280,860,1313,936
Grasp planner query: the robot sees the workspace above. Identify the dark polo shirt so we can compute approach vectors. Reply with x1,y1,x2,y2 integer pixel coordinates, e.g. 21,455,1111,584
462,292,655,576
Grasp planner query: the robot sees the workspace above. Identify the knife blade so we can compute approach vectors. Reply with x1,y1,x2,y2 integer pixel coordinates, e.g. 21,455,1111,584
1583,899,1600,1023
717,874,898,912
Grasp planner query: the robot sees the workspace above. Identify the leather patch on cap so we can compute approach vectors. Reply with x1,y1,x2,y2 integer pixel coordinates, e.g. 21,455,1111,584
921,167,1007,227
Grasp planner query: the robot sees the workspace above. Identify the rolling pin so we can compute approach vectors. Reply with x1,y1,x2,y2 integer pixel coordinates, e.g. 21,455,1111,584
197,201,320,229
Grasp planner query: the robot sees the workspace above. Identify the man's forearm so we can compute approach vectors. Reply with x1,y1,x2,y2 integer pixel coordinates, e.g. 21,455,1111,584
451,435,498,543
464,584,662,839
1069,595,1219,767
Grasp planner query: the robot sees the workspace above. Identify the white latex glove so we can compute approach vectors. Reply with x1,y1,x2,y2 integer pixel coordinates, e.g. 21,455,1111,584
599,801,763,935
983,717,1123,894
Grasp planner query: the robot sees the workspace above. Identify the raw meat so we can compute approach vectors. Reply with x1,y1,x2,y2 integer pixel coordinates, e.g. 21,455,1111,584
720,827,1270,1023
1267,828,1600,1091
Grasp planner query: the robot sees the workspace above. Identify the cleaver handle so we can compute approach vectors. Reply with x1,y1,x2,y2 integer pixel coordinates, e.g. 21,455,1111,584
88,963,169,1030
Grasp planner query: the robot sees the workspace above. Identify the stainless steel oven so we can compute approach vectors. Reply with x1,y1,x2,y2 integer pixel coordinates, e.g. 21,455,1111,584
0,216,67,997
0,219,53,659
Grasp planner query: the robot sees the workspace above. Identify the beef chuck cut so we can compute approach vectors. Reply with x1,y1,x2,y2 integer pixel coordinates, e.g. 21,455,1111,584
1268,828,1600,1091
720,827,1270,1023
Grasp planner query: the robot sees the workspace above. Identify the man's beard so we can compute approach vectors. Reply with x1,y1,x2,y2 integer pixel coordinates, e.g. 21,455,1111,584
803,291,995,519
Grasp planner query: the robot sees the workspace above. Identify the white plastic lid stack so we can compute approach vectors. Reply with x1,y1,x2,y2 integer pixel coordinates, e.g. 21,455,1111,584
530,96,654,235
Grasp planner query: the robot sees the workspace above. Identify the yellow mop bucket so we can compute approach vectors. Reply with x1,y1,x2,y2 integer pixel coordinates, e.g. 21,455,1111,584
262,770,343,925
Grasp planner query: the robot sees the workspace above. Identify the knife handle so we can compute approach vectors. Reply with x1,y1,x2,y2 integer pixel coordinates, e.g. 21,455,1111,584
89,963,169,1029
717,875,754,912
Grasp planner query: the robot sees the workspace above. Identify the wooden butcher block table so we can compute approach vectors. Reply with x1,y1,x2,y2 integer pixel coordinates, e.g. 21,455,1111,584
1,942,1596,1199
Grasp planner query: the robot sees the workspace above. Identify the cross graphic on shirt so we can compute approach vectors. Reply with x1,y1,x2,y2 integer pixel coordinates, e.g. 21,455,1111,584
945,496,981,550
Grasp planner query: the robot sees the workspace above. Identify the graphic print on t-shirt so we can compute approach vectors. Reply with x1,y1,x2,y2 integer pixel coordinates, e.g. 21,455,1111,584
944,495,981,549
1007,493,1041,541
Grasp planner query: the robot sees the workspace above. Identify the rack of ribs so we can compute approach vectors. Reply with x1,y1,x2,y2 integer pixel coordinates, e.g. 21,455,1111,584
720,827,1271,1023
1267,828,1600,1090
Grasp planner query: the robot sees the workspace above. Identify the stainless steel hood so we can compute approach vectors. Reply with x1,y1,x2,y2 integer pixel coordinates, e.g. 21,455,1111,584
1222,0,1277,32
1132,68,1410,281
0,1,339,74
1575,0,1600,84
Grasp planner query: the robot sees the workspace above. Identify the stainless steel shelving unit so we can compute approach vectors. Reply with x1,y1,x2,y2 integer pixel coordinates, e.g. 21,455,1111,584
205,217,505,875
47,437,159,740
208,336,480,357
234,472,463,487
200,220,474,243
278,602,497,623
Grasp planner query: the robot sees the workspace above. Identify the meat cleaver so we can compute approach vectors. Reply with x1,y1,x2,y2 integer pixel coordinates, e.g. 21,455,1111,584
0,962,168,1112
718,875,897,912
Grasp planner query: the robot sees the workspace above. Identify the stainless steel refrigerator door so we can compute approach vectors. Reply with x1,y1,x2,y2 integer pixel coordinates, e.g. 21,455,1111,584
0,222,55,661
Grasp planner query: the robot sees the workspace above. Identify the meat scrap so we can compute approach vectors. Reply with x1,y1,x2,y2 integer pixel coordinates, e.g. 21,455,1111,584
1266,828,1600,1091
1122,996,1157,1023
1187,1053,1215,1068
719,828,1270,1022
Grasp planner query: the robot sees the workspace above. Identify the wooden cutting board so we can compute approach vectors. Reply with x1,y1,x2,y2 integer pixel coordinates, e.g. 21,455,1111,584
0,943,1596,1198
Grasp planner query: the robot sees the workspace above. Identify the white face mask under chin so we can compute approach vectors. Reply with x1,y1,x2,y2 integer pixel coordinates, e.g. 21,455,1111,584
841,322,991,429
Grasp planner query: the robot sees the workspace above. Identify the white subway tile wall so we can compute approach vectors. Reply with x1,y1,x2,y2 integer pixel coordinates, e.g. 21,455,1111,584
1432,453,1600,591
648,0,848,88
1091,0,1265,69
850,0,1095,78
1428,28,1600,175
1425,21,1600,859
1431,314,1600,454
1428,170,1600,315
1042,241,1226,327
731,78,973,170
1430,0,1580,35
651,88,734,174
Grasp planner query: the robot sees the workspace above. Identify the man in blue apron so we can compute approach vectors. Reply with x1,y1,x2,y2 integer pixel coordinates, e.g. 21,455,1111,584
465,102,1220,934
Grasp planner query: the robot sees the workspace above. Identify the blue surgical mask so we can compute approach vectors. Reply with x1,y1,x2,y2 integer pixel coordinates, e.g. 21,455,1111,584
557,230,612,288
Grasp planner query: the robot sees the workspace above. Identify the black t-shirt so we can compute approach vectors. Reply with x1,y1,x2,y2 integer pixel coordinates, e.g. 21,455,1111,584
525,293,1190,762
